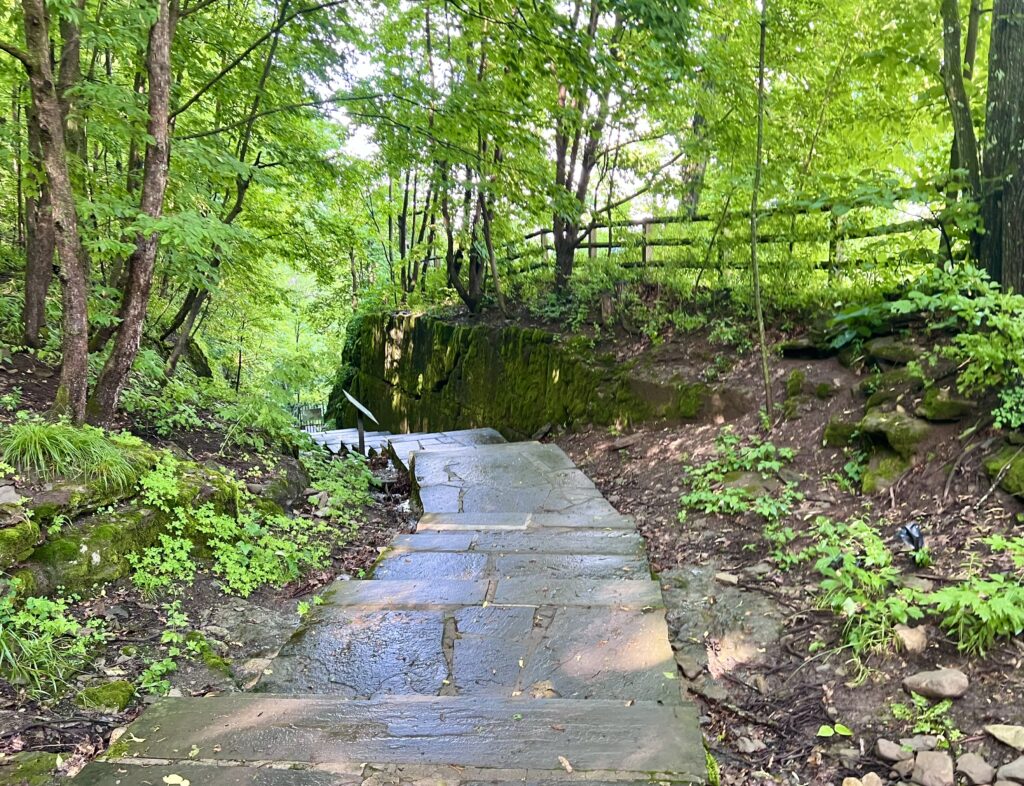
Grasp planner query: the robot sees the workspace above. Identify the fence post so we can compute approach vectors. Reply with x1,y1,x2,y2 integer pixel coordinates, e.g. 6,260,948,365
588,226,597,259
643,220,653,264
541,229,550,261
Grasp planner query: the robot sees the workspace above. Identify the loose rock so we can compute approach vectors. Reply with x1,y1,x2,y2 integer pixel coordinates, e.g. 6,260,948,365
997,757,1024,783
902,668,969,700
862,772,884,786
987,725,1024,752
901,735,939,752
737,736,767,754
913,750,955,786
894,624,928,654
892,759,916,779
957,752,996,785
876,738,914,762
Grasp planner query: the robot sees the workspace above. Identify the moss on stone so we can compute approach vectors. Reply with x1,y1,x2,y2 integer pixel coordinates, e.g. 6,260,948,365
785,370,807,398
915,387,976,422
822,418,860,448
185,631,233,677
859,407,932,459
865,336,923,365
815,382,837,399
859,367,923,408
862,449,910,494
983,445,1024,498
0,752,60,785
0,517,40,570
75,679,135,712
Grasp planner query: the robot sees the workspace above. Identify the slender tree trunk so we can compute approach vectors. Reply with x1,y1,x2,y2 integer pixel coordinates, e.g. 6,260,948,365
750,0,774,420
19,0,90,421
980,0,1024,289
940,0,983,203
22,103,55,348
164,289,208,378
88,0,174,424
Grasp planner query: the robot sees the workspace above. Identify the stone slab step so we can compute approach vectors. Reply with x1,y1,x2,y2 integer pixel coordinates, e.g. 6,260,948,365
98,694,707,781
259,604,677,702
318,578,664,610
390,529,644,556
312,429,392,456
74,762,343,786
387,429,506,470
416,512,634,531
372,551,649,581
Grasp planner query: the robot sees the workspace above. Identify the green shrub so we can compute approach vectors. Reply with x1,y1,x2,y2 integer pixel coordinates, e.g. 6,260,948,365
217,396,310,453
0,417,148,493
0,584,107,698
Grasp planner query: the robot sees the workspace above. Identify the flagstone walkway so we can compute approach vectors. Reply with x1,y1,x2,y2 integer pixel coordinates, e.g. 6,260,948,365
76,431,707,785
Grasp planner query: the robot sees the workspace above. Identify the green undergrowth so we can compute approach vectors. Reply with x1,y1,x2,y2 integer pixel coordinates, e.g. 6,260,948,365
0,416,153,493
678,427,1024,676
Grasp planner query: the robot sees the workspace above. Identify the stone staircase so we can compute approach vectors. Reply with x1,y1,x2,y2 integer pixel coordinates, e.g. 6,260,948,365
74,429,708,785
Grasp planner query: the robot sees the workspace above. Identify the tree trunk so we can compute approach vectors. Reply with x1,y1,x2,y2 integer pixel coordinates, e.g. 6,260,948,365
20,0,90,421
940,0,983,204
164,289,208,378
22,103,55,348
750,0,774,420
980,0,1024,289
88,0,174,424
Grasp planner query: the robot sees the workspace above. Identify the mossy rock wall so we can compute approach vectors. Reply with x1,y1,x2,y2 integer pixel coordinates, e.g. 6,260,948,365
328,314,718,437
16,460,243,595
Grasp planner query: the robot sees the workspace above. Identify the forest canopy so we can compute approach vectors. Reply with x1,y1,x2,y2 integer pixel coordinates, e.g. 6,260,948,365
0,0,1021,422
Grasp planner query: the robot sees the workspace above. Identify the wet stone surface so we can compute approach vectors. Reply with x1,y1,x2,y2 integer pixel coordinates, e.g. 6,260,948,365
82,431,707,785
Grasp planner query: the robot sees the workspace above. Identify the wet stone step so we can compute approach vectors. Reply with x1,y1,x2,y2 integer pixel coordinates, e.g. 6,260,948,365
100,694,707,780
390,529,645,555
317,578,664,610
259,605,677,702
388,428,506,469
74,762,347,786
372,551,650,581
416,512,634,531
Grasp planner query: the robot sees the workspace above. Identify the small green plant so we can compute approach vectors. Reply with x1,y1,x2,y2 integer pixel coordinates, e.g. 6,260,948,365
0,417,148,492
816,723,854,738
0,583,107,698
0,387,22,412
891,693,962,748
138,657,177,696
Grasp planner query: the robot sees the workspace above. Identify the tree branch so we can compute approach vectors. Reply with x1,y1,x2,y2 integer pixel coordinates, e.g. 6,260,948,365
170,0,346,119
0,40,32,71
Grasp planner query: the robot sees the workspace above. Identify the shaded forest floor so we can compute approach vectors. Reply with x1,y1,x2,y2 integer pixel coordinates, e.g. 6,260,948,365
556,327,1024,786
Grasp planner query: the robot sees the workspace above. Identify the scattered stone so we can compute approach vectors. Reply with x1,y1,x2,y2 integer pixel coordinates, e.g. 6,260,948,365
837,747,861,767
913,750,955,786
892,758,916,779
842,777,864,786
986,725,1024,752
900,575,936,593
714,571,740,586
916,387,976,422
862,448,911,494
983,446,1024,499
860,407,933,460
866,336,924,365
901,735,939,752
823,417,861,448
876,738,914,762
862,773,884,786
742,561,773,578
996,781,1021,786
75,679,135,712
720,471,780,495
894,624,928,654
0,484,24,506
997,757,1024,782
737,736,767,754
957,752,996,785
674,653,703,680
902,668,969,700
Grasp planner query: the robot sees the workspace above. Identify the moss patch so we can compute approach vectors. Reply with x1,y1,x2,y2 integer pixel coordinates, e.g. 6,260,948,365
915,387,976,422
76,679,135,712
0,752,59,785
983,445,1024,498
822,418,860,448
0,517,40,571
859,408,932,460
865,336,923,365
785,370,807,398
862,449,910,494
